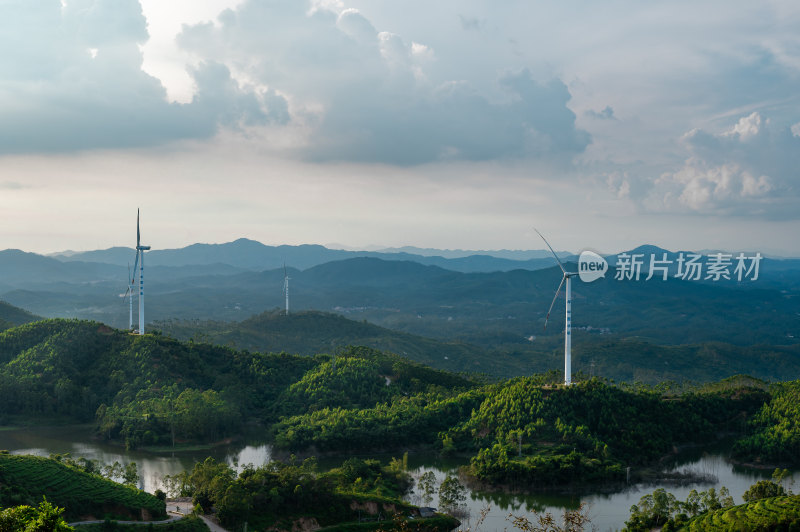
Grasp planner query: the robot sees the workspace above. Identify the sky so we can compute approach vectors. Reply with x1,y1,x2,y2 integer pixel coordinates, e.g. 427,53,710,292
1,0,799,256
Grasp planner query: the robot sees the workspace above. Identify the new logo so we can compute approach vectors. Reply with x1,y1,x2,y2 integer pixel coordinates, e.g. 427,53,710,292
578,251,608,283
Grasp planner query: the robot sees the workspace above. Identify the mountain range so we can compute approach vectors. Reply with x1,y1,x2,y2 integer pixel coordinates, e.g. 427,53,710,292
0,239,798,366
47,238,575,273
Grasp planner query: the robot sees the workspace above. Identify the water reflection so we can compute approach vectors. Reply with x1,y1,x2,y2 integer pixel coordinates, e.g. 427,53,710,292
0,425,271,492
0,426,796,531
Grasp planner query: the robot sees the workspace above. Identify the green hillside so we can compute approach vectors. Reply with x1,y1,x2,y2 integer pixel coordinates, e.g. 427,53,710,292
273,375,772,486
0,319,312,432
155,310,800,383
0,453,165,521
3,318,800,491
679,495,800,531
454,377,768,486
733,381,800,465
154,310,496,375
0,300,40,332
0,319,475,449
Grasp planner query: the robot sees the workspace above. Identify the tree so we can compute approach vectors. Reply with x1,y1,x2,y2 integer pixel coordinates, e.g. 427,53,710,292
438,474,467,514
0,498,73,532
418,471,437,505
189,457,236,512
625,488,679,531
123,462,139,487
742,480,786,502
509,503,591,532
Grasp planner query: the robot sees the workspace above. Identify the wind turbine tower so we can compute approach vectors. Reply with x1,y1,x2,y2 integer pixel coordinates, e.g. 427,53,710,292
536,229,578,386
128,264,133,330
132,209,151,334
283,264,290,315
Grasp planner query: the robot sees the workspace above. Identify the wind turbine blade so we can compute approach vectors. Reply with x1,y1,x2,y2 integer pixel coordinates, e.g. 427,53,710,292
534,228,566,274
137,208,140,248
122,285,131,304
131,251,139,283
544,275,566,330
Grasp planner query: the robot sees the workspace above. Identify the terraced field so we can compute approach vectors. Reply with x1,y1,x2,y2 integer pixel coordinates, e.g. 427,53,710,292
0,454,166,521
682,495,800,531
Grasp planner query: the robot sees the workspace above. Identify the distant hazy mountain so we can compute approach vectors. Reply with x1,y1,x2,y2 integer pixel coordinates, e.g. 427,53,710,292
4,252,797,350
49,238,576,273
374,246,572,260
6,239,799,354
0,249,122,287
48,246,135,266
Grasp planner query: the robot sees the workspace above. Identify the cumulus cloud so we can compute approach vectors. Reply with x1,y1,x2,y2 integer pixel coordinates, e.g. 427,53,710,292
0,0,287,154
176,0,590,165
647,112,800,218
1,0,590,165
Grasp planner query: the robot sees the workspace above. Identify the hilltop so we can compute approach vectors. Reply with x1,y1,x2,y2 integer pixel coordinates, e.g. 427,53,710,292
0,318,476,448
0,299,40,331
155,310,494,374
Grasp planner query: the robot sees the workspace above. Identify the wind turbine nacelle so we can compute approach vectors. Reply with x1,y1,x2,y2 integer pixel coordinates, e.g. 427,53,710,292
578,251,608,283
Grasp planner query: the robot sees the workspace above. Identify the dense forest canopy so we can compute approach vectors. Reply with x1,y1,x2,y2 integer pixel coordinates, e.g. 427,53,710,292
1,318,799,491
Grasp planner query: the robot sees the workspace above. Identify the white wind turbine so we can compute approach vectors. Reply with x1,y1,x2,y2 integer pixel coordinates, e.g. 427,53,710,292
282,264,290,315
132,209,150,334
536,229,578,386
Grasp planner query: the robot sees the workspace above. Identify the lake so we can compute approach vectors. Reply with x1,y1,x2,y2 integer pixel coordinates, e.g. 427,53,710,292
0,425,794,531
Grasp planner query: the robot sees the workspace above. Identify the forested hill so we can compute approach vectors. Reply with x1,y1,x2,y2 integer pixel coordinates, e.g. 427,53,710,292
153,310,800,383
0,299,41,331
0,318,476,448
3,318,800,492
155,310,495,374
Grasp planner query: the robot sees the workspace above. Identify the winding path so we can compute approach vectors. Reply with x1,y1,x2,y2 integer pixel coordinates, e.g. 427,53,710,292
70,504,230,531
69,511,183,526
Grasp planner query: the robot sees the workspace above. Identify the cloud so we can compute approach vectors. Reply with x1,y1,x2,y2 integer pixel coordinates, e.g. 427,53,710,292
646,112,800,218
0,0,587,164
458,15,484,32
176,0,590,165
0,0,286,154
585,106,616,120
